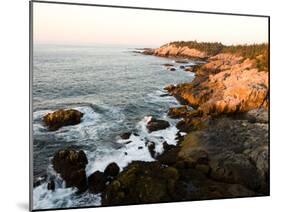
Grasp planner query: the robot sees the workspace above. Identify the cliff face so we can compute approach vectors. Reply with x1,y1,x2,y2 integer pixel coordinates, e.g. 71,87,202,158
153,44,208,59
166,53,268,115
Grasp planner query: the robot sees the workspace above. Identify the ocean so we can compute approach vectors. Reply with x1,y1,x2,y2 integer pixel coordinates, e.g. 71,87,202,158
32,44,195,209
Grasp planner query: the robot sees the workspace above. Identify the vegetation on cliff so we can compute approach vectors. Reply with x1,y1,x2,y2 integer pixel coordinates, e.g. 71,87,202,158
165,41,224,56
160,41,268,71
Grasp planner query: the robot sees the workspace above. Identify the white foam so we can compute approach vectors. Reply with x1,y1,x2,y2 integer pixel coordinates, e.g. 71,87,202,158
33,183,101,210
86,115,179,175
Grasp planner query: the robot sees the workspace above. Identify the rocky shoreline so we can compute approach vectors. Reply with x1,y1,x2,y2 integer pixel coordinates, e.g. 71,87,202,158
36,41,269,206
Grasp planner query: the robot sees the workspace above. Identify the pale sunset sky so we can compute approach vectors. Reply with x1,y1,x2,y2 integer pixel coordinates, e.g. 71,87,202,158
33,2,269,47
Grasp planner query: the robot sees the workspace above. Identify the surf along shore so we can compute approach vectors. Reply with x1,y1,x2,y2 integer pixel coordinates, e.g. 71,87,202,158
37,41,269,206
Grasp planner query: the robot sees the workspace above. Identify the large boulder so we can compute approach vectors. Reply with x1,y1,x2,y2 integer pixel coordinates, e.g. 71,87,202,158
104,162,120,177
88,163,121,194
43,109,83,131
52,148,88,192
157,144,179,165
88,171,107,194
120,132,131,140
146,117,170,132
102,161,179,206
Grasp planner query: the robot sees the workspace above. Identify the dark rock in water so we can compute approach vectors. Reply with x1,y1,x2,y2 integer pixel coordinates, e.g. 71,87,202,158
34,175,47,187
124,152,128,156
142,48,154,55
120,132,131,139
184,66,193,72
146,118,170,132
104,162,120,177
163,63,174,67
159,93,170,97
47,180,55,191
175,60,189,63
124,140,132,145
133,132,139,136
138,146,143,149
162,141,175,151
179,65,185,69
88,171,107,194
52,148,88,192
145,141,156,158
169,67,176,71
157,145,179,165
102,161,179,206
43,109,83,131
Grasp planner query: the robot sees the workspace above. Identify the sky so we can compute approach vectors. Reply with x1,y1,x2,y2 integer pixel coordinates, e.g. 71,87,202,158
33,2,269,47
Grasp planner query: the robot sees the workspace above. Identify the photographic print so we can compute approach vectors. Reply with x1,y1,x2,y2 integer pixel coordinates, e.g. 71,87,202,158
30,1,269,211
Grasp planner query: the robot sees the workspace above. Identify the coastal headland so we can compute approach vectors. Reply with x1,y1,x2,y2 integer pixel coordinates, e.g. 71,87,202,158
38,41,269,206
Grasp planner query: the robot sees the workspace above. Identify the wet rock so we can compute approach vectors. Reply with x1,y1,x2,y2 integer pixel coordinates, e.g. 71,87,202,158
146,118,170,132
104,162,120,177
160,93,170,97
88,171,107,194
169,68,176,71
120,132,131,140
175,60,190,63
184,66,193,72
157,146,179,165
52,148,88,192
142,48,154,55
145,141,156,158
33,175,47,187
124,140,132,145
163,63,174,67
133,132,139,136
179,65,185,69
162,141,175,151
47,180,55,191
102,161,179,206
43,109,83,131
